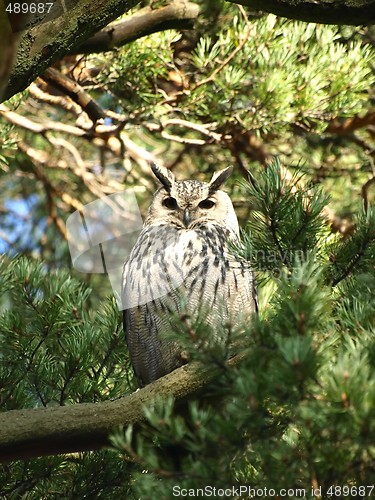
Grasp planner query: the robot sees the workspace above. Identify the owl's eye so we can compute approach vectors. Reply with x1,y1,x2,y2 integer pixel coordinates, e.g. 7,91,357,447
162,197,179,210
198,199,216,209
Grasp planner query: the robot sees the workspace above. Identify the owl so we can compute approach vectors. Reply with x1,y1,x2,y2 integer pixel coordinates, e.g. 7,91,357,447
122,163,257,387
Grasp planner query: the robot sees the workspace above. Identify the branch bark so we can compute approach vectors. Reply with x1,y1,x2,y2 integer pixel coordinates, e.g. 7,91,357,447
70,1,200,55
0,17,15,100
228,0,375,25
1,0,199,104
2,0,140,104
0,356,243,463
326,110,375,135
41,68,106,123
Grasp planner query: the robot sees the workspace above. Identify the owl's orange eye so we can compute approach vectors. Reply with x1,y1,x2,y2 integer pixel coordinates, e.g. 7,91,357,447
198,199,215,209
162,197,178,210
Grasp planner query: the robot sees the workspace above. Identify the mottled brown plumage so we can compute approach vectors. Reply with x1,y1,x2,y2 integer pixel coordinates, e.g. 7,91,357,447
122,163,257,387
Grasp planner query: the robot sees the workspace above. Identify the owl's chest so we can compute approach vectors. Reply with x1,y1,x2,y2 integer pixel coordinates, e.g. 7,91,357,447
123,224,232,308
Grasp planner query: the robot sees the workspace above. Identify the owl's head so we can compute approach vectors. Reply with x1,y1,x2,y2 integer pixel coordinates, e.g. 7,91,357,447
145,163,239,236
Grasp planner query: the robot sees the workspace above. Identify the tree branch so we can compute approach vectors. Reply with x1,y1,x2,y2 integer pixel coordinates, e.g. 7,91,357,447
29,81,83,116
0,3,25,100
70,1,200,55
228,0,375,25
0,103,159,190
0,356,243,463
326,109,375,135
41,68,106,123
361,176,375,214
2,0,140,103
0,103,87,137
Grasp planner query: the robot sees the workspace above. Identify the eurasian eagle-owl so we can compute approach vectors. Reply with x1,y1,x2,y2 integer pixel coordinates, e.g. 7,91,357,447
122,163,257,387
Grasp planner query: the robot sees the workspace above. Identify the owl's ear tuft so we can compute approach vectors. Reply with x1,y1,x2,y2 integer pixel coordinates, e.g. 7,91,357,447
151,162,175,192
208,166,233,194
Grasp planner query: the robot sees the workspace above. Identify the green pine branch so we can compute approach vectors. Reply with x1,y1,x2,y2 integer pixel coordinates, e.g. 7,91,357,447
326,208,375,287
233,158,329,274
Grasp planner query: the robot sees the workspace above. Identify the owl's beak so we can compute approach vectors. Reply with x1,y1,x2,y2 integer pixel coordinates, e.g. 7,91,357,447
182,208,191,227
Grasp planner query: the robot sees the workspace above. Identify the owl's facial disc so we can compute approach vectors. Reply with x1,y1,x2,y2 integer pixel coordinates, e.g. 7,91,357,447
161,191,218,228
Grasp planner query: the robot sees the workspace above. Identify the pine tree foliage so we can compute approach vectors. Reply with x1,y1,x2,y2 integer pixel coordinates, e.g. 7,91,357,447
234,158,330,274
1,6,373,263
0,255,130,411
102,13,373,133
326,208,375,287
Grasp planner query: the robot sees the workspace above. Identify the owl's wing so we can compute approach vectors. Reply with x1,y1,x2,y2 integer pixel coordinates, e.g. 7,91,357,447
245,264,259,314
121,228,187,387
226,256,259,319
251,273,259,313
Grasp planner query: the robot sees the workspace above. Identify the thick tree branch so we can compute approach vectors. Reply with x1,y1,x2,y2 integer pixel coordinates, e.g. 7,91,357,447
2,0,140,103
229,0,375,25
0,356,244,463
70,1,200,55
2,0,199,104
0,3,24,100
